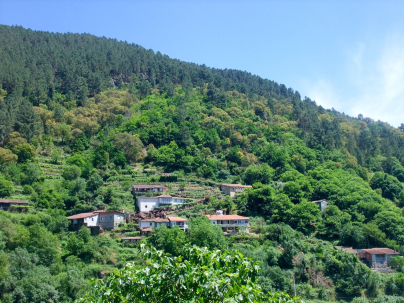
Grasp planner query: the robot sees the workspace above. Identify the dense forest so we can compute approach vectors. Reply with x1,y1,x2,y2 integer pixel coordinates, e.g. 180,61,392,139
1,25,404,302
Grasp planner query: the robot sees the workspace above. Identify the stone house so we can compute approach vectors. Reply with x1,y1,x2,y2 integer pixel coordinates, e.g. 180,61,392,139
361,248,400,268
220,184,252,198
0,199,29,211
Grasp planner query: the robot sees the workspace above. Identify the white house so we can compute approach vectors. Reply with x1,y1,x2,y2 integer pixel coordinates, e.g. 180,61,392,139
206,212,249,233
139,216,189,231
136,194,185,212
67,212,99,227
67,210,125,230
167,216,189,230
220,184,252,198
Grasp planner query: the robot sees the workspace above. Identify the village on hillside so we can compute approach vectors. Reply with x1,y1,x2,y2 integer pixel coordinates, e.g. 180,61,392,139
1,182,401,274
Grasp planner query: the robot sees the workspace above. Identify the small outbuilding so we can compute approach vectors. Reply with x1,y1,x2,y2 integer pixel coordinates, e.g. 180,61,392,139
312,199,328,213
362,248,400,268
0,199,29,211
220,184,252,197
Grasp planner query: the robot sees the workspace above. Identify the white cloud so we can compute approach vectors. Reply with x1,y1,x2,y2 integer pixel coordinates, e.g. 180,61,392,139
303,79,340,110
302,35,404,127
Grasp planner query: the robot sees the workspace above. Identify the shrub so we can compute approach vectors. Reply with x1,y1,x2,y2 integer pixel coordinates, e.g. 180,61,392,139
0,176,14,197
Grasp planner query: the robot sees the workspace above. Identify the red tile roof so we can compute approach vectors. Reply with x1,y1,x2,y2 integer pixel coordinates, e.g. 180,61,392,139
168,217,188,222
140,218,170,223
221,184,252,188
362,248,400,255
206,215,249,220
67,212,97,219
95,211,124,215
362,248,399,255
0,199,29,204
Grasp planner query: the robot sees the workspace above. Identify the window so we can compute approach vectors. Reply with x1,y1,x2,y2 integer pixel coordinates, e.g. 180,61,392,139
110,216,112,219
150,223,152,226
145,205,148,208
92,218,94,221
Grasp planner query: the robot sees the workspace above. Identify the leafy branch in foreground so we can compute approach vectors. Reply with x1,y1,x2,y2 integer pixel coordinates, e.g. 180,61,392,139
78,245,302,303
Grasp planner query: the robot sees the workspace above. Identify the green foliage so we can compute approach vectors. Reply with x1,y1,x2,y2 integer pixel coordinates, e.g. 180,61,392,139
51,148,62,164
62,165,82,181
22,162,42,185
187,216,228,251
12,143,36,163
0,148,17,166
2,25,404,302
86,172,103,192
237,184,293,220
244,163,274,185
148,225,188,256
0,175,14,197
370,172,404,201
286,201,322,235
80,245,299,303
112,133,143,163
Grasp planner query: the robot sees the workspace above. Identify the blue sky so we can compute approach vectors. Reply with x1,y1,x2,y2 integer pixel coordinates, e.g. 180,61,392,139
1,0,404,126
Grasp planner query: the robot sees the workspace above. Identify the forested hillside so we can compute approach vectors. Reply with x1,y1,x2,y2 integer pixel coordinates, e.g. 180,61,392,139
1,25,404,302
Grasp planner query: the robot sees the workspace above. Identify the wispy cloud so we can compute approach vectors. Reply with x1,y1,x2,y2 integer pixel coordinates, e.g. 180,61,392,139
303,35,404,127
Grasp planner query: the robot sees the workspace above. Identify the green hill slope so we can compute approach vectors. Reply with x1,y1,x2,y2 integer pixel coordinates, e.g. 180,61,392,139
1,25,404,302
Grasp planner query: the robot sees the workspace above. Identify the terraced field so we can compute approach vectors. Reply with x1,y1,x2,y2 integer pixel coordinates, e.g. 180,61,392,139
37,155,65,180
107,171,227,201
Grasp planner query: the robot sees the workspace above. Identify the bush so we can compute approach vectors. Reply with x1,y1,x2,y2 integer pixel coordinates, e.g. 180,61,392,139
13,143,36,163
78,246,300,303
22,185,34,195
62,165,81,181
0,176,14,197
23,163,42,185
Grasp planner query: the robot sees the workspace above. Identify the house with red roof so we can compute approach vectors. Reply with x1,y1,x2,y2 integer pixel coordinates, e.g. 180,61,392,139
206,211,249,233
361,248,400,268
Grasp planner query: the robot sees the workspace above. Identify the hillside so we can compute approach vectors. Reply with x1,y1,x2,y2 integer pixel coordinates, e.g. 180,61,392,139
1,25,404,302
